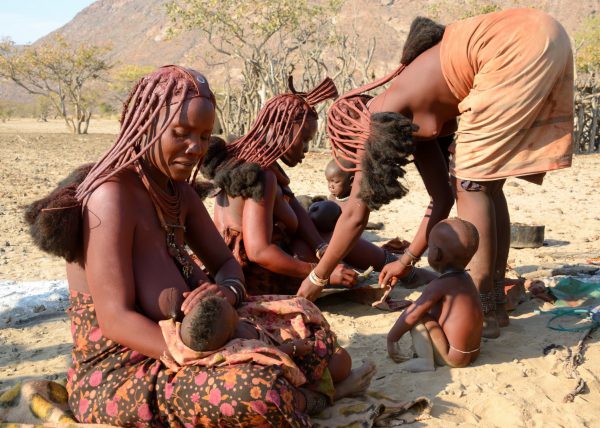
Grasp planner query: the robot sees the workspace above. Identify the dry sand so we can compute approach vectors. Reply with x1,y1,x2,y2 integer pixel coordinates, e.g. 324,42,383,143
1,119,599,427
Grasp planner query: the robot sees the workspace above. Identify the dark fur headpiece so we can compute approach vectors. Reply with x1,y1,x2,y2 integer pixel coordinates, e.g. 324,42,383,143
359,113,417,210
401,17,445,65
24,163,93,263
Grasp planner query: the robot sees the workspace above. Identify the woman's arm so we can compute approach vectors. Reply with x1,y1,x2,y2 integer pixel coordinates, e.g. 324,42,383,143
184,183,244,307
83,182,167,360
297,171,368,300
379,139,453,284
243,171,314,278
289,196,327,253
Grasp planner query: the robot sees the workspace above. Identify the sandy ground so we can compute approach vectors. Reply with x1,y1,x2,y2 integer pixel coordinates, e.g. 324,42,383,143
1,119,600,427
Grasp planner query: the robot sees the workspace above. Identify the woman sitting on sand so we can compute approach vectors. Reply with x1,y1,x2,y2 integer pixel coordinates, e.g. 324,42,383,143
25,66,374,426
201,77,429,296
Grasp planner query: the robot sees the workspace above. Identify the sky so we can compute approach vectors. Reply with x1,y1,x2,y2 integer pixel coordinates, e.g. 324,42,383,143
0,0,96,45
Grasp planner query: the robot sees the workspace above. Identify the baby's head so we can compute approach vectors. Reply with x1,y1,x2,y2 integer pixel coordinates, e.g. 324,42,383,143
427,218,479,273
180,295,239,352
325,158,354,199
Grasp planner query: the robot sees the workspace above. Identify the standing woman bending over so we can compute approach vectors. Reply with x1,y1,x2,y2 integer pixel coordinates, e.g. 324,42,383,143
299,9,573,339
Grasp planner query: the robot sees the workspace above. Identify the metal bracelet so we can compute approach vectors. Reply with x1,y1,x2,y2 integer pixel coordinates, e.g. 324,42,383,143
315,243,328,260
308,269,329,287
224,284,241,307
220,278,246,306
404,248,420,264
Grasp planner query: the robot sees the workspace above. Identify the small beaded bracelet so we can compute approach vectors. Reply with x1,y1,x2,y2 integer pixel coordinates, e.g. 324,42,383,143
308,269,329,287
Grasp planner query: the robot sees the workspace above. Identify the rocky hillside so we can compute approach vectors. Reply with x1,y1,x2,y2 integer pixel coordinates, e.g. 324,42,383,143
44,0,598,72
2,0,597,104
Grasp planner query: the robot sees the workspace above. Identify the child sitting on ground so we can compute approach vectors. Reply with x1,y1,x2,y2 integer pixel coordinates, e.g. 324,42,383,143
386,218,483,371
308,158,354,233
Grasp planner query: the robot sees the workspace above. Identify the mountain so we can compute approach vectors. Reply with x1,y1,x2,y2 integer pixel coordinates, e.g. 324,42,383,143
1,0,597,104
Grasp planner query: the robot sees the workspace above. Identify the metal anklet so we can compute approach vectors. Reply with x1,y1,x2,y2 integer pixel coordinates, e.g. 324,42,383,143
302,389,328,415
480,291,496,313
494,279,507,305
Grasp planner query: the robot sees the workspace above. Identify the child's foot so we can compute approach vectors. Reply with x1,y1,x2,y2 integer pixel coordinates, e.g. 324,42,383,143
333,360,377,400
496,304,510,327
482,312,500,338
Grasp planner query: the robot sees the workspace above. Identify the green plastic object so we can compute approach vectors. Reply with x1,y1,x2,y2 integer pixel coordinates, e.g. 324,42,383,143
551,277,600,307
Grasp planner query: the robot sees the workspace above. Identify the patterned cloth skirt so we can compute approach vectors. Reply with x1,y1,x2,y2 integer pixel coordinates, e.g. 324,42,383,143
66,291,313,427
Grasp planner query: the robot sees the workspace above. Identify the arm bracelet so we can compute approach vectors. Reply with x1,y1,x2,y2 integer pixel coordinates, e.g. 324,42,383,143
308,269,329,287
404,248,420,264
220,278,247,307
315,243,328,260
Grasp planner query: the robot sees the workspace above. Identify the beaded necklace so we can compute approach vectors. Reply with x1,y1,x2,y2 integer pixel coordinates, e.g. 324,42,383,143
137,163,194,282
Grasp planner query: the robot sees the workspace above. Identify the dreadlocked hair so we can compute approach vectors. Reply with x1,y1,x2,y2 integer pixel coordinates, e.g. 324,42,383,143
401,17,445,65
327,65,406,172
24,65,215,263
77,65,216,202
200,137,265,200
186,296,226,352
201,76,337,199
24,163,94,262
359,112,417,210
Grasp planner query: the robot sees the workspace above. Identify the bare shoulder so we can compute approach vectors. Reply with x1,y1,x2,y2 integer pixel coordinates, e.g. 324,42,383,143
84,169,145,220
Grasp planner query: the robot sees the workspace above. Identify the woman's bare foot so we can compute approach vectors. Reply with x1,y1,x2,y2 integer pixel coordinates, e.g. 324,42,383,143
333,360,377,400
496,303,510,327
482,312,500,338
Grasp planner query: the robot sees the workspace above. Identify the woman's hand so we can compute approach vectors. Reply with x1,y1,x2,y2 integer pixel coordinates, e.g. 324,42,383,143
378,260,412,287
329,264,358,288
181,281,236,315
297,277,323,301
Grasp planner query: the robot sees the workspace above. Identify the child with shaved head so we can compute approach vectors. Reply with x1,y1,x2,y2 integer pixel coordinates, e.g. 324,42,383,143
385,218,483,371
308,158,354,233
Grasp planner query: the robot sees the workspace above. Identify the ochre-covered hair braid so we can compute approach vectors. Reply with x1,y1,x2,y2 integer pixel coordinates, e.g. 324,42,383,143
201,77,337,201
24,65,215,262
326,65,405,172
77,65,215,201
226,76,338,168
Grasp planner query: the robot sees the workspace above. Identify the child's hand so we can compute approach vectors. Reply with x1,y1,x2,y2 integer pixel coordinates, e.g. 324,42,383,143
387,338,404,363
379,260,412,287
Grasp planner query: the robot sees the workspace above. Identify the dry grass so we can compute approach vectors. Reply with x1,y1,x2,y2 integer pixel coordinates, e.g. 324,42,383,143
0,118,119,135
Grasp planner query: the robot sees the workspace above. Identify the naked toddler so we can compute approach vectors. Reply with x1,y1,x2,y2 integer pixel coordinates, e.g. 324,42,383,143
386,218,483,371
